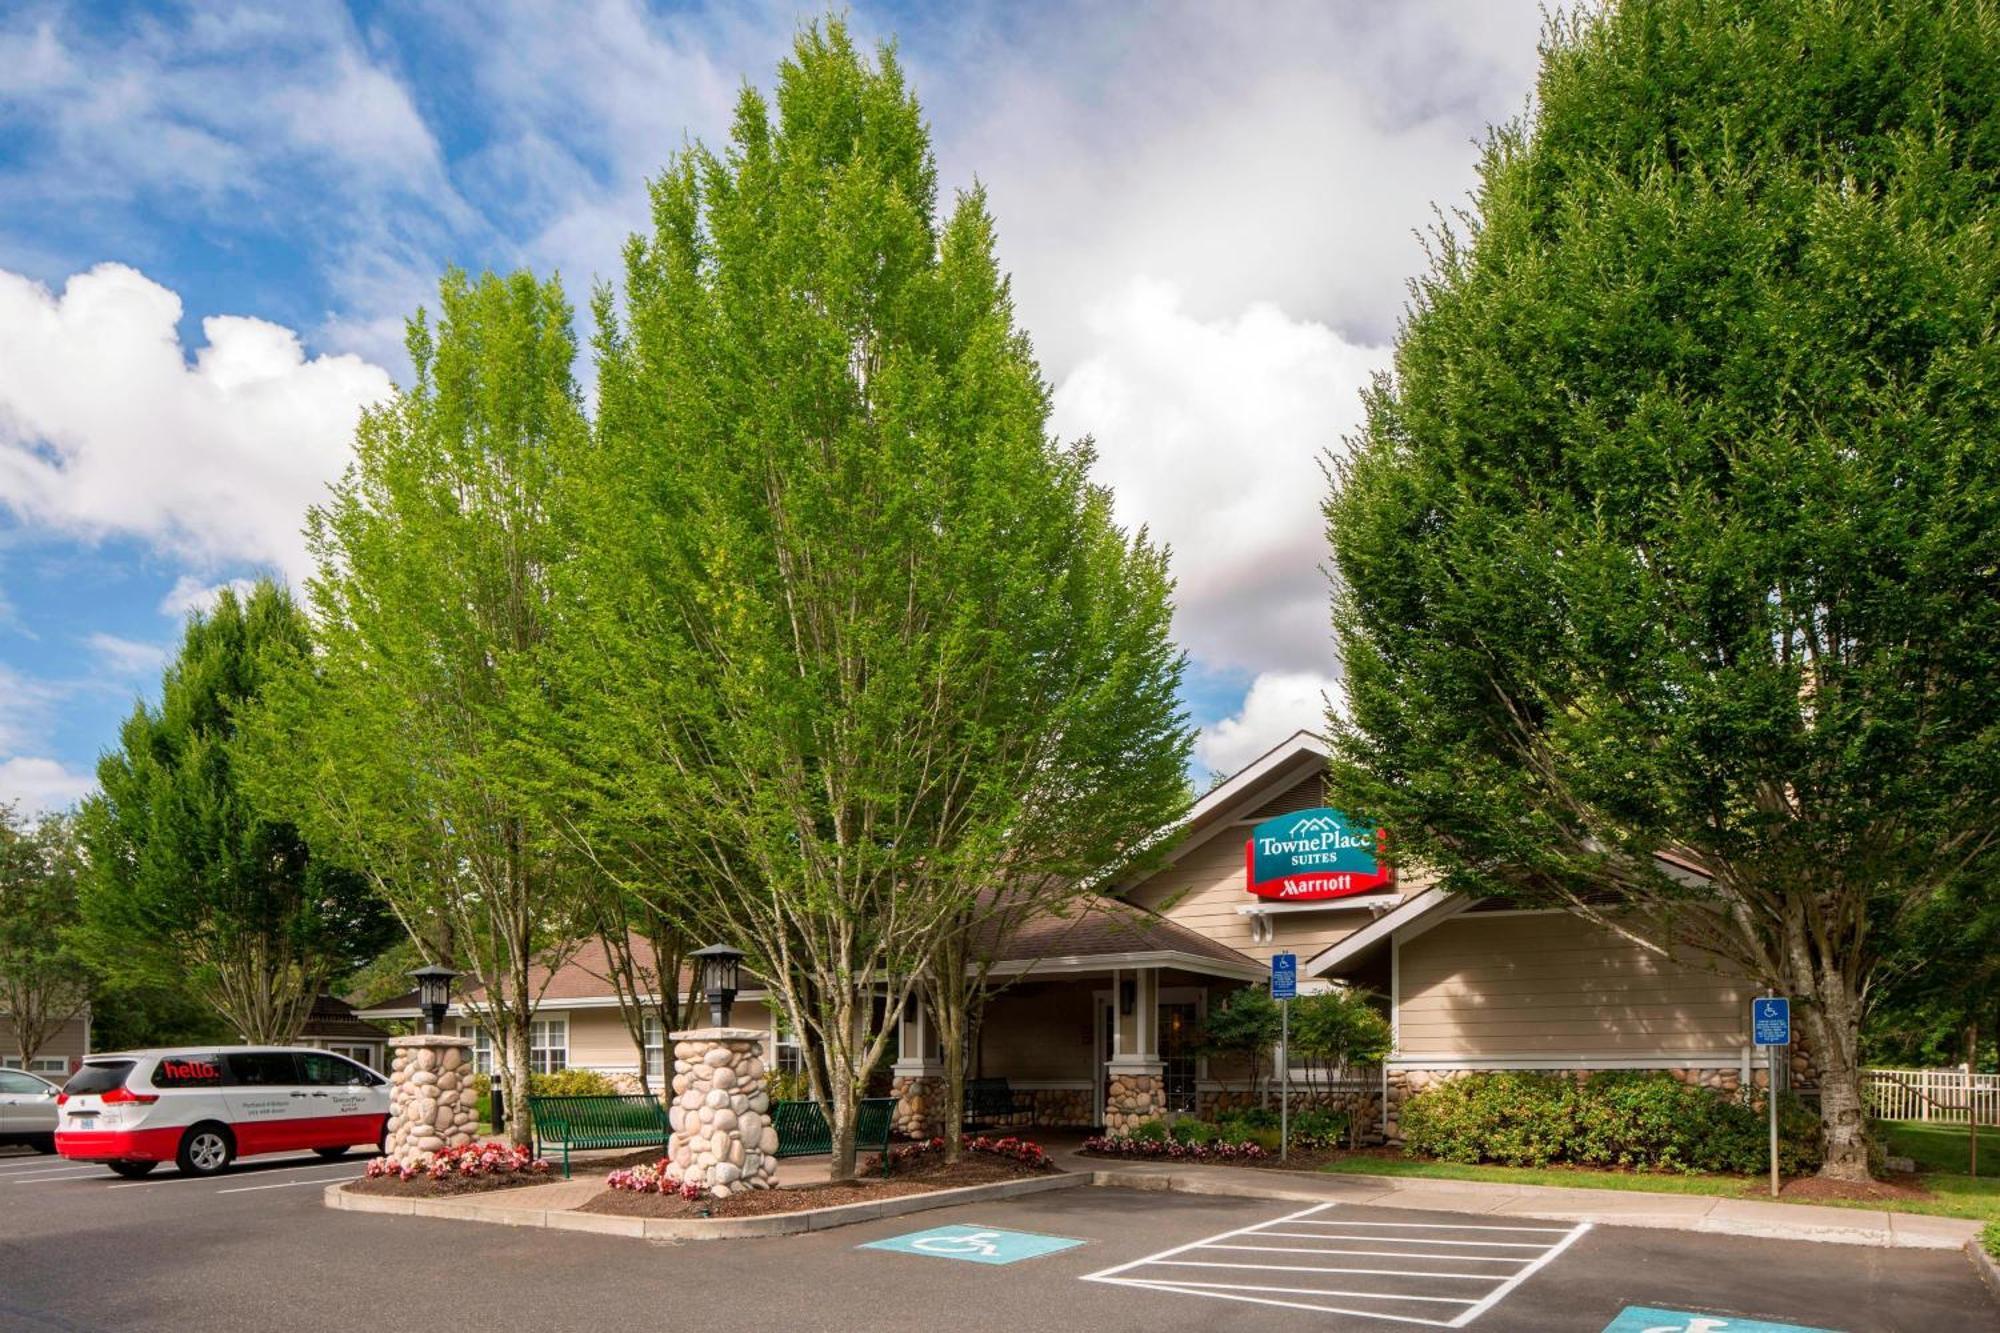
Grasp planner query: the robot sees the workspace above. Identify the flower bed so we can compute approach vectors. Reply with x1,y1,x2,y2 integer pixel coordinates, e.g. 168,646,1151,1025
882,1134,1054,1171
348,1142,555,1197
1080,1134,1270,1163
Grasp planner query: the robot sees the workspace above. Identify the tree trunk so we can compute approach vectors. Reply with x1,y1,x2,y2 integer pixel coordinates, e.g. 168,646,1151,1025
828,1083,860,1181
503,1008,535,1151
1804,988,1872,1183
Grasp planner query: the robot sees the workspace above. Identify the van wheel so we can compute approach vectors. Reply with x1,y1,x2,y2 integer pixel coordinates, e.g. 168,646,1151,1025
107,1160,157,1179
313,1146,350,1160
177,1124,234,1176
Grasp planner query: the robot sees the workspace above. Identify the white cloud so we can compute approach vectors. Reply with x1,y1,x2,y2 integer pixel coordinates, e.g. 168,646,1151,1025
1051,278,1386,678
1195,670,1345,778
0,756,94,815
0,263,395,585
85,632,168,678
160,574,262,620
0,662,64,754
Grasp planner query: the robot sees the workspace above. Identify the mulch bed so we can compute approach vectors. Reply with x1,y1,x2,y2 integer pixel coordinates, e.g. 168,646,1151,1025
1772,1171,1936,1205
577,1153,1060,1220
344,1171,559,1199
1078,1144,1354,1171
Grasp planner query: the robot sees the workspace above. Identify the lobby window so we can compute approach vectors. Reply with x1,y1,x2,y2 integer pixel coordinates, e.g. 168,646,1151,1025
529,1017,568,1074
643,1015,665,1082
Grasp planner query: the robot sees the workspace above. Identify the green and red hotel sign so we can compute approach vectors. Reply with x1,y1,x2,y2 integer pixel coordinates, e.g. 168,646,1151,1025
1245,807,1390,902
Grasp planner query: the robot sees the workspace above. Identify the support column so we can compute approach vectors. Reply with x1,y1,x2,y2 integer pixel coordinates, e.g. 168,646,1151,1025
668,1027,777,1197
384,1033,478,1170
890,1001,947,1138
1104,968,1164,1133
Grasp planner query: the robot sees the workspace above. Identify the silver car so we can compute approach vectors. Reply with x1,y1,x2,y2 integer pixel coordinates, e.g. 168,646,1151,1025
0,1068,62,1153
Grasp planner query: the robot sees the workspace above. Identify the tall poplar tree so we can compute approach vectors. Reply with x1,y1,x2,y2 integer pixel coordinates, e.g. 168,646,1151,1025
78,583,384,1043
0,805,92,1067
1325,0,2000,1180
549,20,1191,1179
247,270,593,1147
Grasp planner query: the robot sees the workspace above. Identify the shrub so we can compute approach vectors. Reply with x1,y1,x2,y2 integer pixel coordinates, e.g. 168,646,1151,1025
1130,1117,1171,1143
1982,1221,1999,1262
1170,1118,1221,1145
766,1068,812,1103
875,1135,1053,1172
1290,1109,1350,1148
1218,1105,1279,1130
530,1068,620,1097
1399,1072,1821,1175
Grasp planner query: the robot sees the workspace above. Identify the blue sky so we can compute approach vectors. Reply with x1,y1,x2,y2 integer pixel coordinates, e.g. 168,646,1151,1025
0,0,1543,812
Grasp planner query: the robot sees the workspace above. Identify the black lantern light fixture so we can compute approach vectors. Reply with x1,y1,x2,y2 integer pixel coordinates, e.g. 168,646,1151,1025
691,943,744,1027
411,963,460,1036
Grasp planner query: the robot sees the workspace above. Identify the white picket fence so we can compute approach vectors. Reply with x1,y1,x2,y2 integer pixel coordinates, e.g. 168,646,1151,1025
1862,1067,2000,1125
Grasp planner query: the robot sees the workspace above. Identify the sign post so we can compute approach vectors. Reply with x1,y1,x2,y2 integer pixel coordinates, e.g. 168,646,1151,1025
1753,995,1791,1198
1271,953,1297,1162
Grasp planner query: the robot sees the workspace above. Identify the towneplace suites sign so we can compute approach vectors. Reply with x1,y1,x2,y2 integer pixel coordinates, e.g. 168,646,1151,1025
1244,806,1391,902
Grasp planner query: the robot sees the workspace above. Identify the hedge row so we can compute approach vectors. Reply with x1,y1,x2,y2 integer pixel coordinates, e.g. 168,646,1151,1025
1399,1071,1821,1175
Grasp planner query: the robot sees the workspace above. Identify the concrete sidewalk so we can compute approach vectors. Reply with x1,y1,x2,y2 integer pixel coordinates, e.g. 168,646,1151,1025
1054,1147,1983,1250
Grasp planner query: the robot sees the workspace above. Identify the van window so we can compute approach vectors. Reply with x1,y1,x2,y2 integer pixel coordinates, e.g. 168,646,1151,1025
225,1052,302,1086
299,1052,375,1087
152,1055,226,1088
63,1061,136,1096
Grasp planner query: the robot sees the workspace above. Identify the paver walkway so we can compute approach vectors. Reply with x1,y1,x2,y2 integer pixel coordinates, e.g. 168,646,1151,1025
1048,1144,1981,1250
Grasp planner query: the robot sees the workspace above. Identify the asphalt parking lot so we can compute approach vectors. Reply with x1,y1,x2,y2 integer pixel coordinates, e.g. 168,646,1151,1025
1,1147,1990,1333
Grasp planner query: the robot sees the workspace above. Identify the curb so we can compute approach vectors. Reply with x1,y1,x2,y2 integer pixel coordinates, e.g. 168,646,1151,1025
1967,1237,2000,1305
325,1170,1084,1241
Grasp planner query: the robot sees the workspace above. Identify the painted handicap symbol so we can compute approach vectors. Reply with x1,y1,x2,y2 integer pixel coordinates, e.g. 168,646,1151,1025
910,1230,1003,1256
1602,1307,1841,1333
860,1223,1086,1265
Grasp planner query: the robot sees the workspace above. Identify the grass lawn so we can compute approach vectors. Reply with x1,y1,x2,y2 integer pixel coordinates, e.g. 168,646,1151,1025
1321,1124,2000,1225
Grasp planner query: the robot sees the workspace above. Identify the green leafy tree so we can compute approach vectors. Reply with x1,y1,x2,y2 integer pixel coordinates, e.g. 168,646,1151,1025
1324,0,2000,1180
0,806,92,1066
547,20,1191,1179
245,270,594,1149
1202,987,1281,1103
76,584,386,1043
1290,986,1393,1095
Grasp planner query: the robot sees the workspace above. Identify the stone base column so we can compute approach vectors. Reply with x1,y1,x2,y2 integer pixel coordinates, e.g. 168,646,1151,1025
667,1027,776,1198
385,1034,479,1170
1103,1060,1165,1134
890,1061,946,1138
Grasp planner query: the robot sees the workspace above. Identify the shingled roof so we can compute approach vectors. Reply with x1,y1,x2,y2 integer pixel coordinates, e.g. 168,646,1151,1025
299,994,390,1042
980,893,1263,976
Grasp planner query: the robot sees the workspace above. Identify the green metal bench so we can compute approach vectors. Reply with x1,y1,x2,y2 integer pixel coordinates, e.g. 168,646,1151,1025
527,1093,670,1178
964,1076,1034,1128
770,1097,898,1176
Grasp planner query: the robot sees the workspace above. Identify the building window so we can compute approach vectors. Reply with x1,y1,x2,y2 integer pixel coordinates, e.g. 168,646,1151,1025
459,1024,494,1075
775,1037,806,1077
2,1057,70,1075
529,1017,567,1074
643,1016,665,1082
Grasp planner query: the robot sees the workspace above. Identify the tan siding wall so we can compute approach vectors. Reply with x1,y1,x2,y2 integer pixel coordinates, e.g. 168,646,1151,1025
1397,913,1751,1056
558,1000,780,1072
979,985,1095,1081
1126,769,1433,968
0,1012,88,1067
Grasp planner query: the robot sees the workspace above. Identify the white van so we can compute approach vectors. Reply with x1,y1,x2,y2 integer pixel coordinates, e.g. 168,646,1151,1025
56,1047,391,1178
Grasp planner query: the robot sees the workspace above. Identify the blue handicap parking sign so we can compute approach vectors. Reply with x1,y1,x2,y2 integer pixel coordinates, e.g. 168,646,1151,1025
1602,1306,1840,1333
859,1224,1085,1265
1270,952,1297,1000
1753,997,1790,1046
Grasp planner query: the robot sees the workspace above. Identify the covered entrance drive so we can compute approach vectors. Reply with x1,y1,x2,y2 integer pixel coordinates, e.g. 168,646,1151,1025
890,897,1267,1134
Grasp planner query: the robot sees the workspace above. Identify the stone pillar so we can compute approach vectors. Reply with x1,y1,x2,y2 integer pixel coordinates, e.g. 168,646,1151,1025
385,1034,479,1170
1103,1060,1165,1134
667,1027,776,1197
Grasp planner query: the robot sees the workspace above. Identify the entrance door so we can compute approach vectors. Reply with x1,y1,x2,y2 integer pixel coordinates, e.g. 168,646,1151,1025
1160,1002,1199,1113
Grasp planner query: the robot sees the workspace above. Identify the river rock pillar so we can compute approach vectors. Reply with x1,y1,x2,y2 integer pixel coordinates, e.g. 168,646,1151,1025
384,1033,479,1170
667,1027,777,1197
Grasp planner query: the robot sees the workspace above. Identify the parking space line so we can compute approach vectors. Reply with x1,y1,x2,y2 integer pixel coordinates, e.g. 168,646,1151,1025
215,1174,362,1194
1205,1243,1533,1262
108,1158,363,1189
1083,1205,1591,1328
1154,1259,1514,1281
1255,1231,1556,1248
7,1168,105,1183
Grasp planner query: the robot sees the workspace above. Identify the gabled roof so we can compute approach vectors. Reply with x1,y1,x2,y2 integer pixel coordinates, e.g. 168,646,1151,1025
299,994,390,1042
982,893,1265,980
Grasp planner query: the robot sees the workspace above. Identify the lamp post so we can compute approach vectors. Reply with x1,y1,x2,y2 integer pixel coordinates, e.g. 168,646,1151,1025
411,963,459,1036
691,944,743,1027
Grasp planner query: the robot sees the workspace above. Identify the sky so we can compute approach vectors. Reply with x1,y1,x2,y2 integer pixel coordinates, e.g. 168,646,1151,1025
0,0,1547,814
